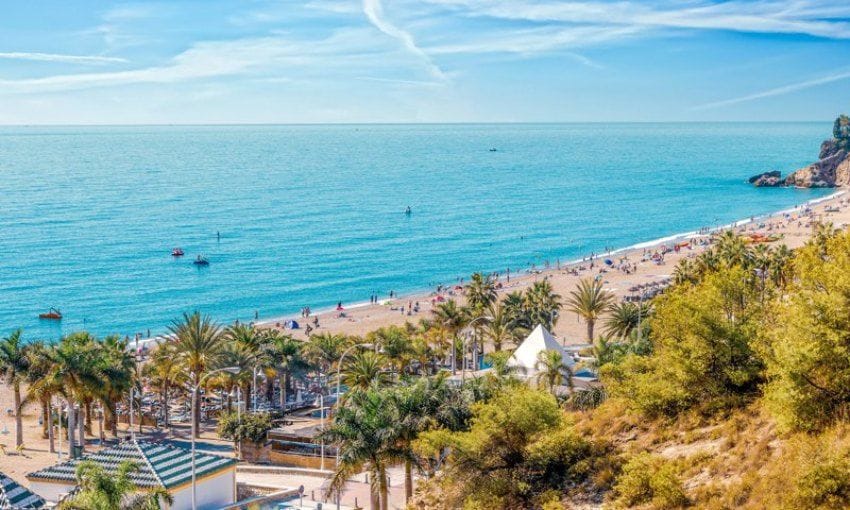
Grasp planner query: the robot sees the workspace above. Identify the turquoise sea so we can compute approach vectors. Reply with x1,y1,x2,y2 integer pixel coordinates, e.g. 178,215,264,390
0,123,832,340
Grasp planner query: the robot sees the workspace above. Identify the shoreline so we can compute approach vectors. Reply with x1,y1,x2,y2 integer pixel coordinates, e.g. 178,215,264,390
127,187,846,351
241,187,849,346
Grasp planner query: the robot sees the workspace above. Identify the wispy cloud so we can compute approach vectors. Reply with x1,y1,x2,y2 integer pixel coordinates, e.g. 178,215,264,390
692,69,850,110
424,0,850,39
362,0,447,80
0,52,127,65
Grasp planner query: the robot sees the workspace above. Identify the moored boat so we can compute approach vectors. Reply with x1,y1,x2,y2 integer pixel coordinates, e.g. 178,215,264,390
38,308,62,320
172,247,185,257
193,255,210,266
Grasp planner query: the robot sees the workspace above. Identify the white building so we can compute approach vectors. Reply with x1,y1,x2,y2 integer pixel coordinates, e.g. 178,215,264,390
507,324,575,378
27,441,236,510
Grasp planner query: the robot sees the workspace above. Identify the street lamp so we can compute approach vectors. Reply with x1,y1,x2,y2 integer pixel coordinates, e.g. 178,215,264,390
191,366,240,510
334,343,374,467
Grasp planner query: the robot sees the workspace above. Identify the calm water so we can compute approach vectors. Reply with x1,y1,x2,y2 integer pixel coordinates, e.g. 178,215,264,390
0,123,831,340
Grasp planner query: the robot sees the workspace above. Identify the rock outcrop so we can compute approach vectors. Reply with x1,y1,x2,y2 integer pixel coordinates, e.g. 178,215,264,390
749,171,783,187
750,115,850,188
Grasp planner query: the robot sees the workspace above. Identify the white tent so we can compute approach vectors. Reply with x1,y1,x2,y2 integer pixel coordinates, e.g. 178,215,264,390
507,324,574,377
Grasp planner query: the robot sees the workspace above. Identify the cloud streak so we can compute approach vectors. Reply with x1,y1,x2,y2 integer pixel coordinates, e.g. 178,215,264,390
692,69,850,110
362,0,447,80
0,52,127,65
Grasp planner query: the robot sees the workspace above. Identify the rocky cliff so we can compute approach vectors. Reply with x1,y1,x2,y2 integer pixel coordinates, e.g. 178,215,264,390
751,114,850,187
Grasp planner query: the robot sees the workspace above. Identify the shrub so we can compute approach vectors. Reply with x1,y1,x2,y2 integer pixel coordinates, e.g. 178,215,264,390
217,411,273,445
614,453,687,509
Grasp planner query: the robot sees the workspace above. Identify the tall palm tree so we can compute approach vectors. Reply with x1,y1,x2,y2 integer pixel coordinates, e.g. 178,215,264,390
169,312,224,437
342,351,389,392
31,334,105,454
673,258,698,286
603,302,650,339
0,330,31,447
464,272,497,312
431,300,469,374
265,330,308,411
523,280,562,330
368,326,412,378
323,387,400,510
480,302,521,352
24,340,57,448
534,350,573,395
143,343,186,429
502,291,529,330
59,460,172,510
565,278,614,342
302,333,349,376
97,336,136,438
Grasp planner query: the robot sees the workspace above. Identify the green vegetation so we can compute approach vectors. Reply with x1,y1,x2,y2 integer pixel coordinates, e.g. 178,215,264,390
59,460,172,510
217,411,273,445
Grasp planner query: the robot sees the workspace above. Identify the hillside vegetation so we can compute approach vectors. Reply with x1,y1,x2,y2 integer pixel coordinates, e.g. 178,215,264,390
411,226,850,509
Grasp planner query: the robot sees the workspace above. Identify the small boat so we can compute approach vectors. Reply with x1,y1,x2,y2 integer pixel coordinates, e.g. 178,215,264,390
193,255,210,266
38,308,62,320
489,148,498,152
172,247,185,257
404,206,412,215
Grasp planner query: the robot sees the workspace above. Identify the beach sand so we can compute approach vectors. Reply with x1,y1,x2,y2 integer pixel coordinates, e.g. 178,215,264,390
259,190,849,347
2,189,849,486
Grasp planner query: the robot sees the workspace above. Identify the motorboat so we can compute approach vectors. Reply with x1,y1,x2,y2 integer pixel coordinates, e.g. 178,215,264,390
193,255,210,266
38,308,62,320
172,247,185,257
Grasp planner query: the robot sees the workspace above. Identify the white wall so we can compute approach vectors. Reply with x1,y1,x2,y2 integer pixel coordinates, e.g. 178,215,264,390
28,480,75,503
168,469,235,510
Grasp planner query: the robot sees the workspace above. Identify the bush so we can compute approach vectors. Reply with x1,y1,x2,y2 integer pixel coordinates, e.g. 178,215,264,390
217,412,272,445
614,453,687,509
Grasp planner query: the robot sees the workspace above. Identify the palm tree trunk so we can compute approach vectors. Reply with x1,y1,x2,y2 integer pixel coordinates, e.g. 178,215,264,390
66,401,75,453
163,384,170,428
193,386,201,438
278,373,288,412
404,459,413,502
47,402,55,453
41,399,49,439
84,401,93,435
78,406,85,452
13,382,22,447
587,319,595,342
379,466,389,510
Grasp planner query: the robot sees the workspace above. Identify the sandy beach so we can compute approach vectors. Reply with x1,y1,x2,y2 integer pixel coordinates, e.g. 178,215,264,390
258,190,849,346
2,189,849,486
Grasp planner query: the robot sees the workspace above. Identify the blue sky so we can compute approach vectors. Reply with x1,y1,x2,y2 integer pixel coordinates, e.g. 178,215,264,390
1,0,849,123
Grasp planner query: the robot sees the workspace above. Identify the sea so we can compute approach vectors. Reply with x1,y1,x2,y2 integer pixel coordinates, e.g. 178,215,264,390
0,123,832,340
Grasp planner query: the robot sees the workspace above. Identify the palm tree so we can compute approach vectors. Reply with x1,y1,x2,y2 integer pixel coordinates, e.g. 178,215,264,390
714,230,752,267
169,312,224,437
431,300,469,374
265,330,308,411
368,326,412,378
534,350,573,395
523,280,562,329
342,351,389,392
59,460,172,510
603,302,650,339
323,387,399,510
143,343,186,429
97,336,136,438
502,291,529,330
480,302,521,352
302,333,349,376
0,330,31,448
565,278,614,342
673,258,698,286
24,340,57,448
464,272,497,312
31,334,105,454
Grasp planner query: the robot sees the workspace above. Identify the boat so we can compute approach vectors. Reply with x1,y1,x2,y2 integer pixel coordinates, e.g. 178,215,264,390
171,247,185,257
489,148,498,152
193,255,210,266
38,308,62,320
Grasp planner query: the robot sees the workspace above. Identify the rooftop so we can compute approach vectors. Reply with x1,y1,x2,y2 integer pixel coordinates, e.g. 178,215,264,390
27,441,236,490
0,473,45,509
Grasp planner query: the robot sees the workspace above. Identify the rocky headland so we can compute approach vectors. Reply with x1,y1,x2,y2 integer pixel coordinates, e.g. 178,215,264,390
751,114,850,187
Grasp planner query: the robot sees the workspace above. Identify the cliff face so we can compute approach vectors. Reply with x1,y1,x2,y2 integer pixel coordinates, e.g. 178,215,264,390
784,139,850,187
751,115,850,188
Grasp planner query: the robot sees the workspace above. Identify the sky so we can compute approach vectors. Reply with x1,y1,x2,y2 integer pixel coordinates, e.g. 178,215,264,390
1,0,850,124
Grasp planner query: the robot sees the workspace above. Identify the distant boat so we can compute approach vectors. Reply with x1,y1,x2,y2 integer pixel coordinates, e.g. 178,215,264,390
38,308,62,320
193,255,210,266
489,148,498,152
172,247,185,257
404,206,412,215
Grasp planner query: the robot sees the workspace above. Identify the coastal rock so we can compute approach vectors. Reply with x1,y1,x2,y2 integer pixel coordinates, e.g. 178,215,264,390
749,171,783,187
784,149,849,187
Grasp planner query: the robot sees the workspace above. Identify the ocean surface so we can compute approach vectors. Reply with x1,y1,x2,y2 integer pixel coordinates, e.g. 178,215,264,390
0,123,832,340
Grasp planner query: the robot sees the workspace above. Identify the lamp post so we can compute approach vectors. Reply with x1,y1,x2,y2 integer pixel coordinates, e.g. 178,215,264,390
191,366,239,510
334,343,373,467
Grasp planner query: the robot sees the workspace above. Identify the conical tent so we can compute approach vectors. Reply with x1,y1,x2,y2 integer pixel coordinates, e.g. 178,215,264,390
507,324,574,377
